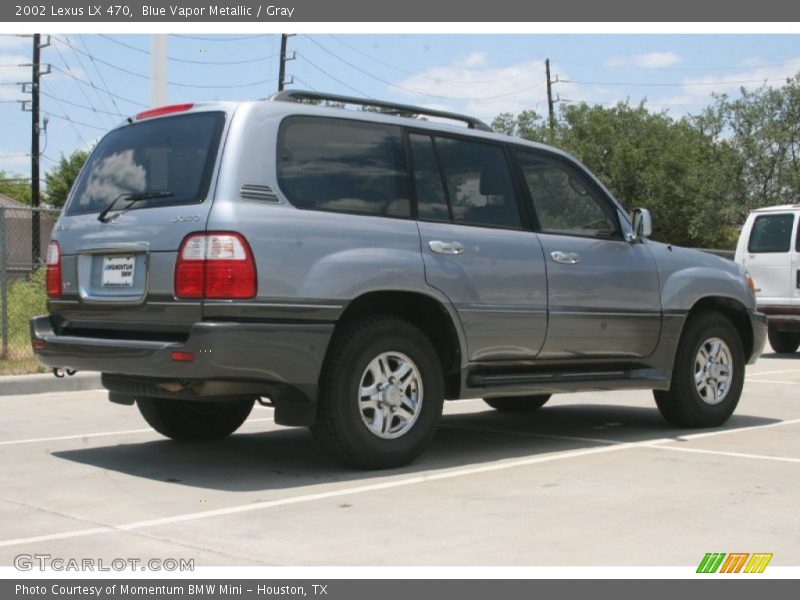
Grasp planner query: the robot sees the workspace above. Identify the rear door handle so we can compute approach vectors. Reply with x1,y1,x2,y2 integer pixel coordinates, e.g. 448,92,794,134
550,250,581,265
429,240,465,255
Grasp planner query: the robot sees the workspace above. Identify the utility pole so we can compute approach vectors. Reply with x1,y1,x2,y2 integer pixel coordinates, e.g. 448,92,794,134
277,34,295,92
278,34,288,91
545,58,555,140
31,34,41,264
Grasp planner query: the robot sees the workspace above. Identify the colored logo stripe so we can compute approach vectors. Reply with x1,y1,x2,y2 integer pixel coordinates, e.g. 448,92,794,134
744,553,773,573
697,552,773,573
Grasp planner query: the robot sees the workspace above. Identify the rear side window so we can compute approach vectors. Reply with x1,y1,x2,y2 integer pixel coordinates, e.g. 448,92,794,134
408,133,449,222
66,112,225,216
434,137,521,229
277,116,410,218
748,214,795,253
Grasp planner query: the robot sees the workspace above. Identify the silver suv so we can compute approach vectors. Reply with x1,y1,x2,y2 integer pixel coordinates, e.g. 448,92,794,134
31,91,767,469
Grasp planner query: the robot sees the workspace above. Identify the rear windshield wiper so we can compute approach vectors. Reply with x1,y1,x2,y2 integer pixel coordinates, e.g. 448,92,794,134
97,191,174,223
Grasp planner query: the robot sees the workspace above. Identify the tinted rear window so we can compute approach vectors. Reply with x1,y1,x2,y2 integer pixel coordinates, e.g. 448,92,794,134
277,116,410,218
748,213,795,253
66,112,225,216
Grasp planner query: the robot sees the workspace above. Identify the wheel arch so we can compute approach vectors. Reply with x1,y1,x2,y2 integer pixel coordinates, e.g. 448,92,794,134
329,290,464,400
686,296,754,360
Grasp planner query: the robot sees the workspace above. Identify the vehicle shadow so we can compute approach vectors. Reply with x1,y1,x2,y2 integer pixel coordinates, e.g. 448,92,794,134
51,404,780,493
760,351,800,360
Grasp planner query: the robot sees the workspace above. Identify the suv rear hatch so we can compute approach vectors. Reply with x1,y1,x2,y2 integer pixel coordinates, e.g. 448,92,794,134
50,105,229,337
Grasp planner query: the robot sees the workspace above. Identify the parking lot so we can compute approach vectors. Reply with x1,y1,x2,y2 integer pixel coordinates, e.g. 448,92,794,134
0,353,798,567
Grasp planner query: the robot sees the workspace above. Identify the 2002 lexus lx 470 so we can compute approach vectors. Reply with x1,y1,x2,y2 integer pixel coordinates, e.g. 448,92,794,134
31,91,767,469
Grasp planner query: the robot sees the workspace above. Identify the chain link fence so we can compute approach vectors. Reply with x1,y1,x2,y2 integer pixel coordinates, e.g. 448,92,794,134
0,205,60,365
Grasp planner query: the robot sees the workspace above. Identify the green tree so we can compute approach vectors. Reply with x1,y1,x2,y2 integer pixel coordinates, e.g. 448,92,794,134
493,101,745,248
0,171,31,204
699,73,800,215
43,149,89,208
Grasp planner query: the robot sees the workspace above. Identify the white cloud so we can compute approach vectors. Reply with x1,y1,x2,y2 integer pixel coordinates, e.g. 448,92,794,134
394,53,551,123
651,57,800,114
604,52,682,69
0,36,26,51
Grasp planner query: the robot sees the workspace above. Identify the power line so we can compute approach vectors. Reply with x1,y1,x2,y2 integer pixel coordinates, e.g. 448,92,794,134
76,35,125,120
54,36,278,89
100,34,280,65
301,36,546,101
552,57,800,72
42,110,107,132
0,154,29,159
49,38,114,129
562,77,797,88
40,88,124,118
328,35,546,85
49,64,147,108
295,53,370,97
171,34,268,42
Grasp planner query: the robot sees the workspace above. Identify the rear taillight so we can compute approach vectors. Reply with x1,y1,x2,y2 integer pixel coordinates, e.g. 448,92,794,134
175,232,256,299
46,241,62,298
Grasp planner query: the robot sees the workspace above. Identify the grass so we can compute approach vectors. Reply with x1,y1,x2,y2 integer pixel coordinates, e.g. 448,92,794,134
0,268,48,375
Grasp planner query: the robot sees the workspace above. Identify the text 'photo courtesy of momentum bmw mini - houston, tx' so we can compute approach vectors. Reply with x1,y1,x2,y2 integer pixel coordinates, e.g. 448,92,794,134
29,90,767,469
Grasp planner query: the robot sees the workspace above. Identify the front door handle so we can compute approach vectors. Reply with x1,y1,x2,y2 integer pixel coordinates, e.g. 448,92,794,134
550,250,581,265
429,240,465,255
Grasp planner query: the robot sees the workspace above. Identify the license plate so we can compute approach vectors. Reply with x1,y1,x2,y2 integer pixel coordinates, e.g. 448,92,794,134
102,255,136,287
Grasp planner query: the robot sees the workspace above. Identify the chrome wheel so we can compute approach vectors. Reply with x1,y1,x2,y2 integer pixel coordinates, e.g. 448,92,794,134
694,337,733,405
358,351,423,439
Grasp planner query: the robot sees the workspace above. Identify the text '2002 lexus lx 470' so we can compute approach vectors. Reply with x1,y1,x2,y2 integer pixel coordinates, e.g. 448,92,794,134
31,91,767,469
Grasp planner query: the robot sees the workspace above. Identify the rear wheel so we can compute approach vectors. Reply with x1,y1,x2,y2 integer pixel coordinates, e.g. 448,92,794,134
136,397,254,442
311,316,444,469
484,395,551,413
654,310,744,428
768,324,800,354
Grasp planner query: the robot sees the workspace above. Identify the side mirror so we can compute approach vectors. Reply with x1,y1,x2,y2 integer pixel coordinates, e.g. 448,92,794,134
630,208,653,240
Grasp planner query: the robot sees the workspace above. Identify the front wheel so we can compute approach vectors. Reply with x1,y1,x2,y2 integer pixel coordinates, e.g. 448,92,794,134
311,316,444,469
768,324,800,354
654,310,745,428
136,397,255,442
484,395,551,413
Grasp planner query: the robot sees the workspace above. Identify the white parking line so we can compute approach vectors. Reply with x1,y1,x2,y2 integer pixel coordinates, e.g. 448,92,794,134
746,379,799,385
746,368,800,377
3,416,800,550
649,444,800,464
439,424,620,445
0,417,275,447
0,438,661,549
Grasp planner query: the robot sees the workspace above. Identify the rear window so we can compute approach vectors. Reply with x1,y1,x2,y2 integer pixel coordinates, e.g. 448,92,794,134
66,112,225,216
277,116,410,218
748,213,795,253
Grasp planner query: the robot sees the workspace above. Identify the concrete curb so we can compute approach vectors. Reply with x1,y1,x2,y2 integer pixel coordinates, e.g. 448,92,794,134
0,372,102,396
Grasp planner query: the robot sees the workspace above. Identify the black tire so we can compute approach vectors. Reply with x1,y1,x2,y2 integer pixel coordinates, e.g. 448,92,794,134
484,395,551,413
654,310,745,428
311,316,445,469
768,324,800,354
136,397,255,442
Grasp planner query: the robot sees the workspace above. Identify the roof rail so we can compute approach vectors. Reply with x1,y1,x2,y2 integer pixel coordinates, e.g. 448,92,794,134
271,90,493,132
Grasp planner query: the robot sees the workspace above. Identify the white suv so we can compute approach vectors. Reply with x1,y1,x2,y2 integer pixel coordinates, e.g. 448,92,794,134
735,204,800,353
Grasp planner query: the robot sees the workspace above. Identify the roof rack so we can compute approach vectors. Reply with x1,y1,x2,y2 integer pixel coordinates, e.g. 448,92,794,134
271,90,493,132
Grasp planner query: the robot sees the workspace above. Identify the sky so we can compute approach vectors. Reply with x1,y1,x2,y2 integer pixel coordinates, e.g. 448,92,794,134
2,33,800,181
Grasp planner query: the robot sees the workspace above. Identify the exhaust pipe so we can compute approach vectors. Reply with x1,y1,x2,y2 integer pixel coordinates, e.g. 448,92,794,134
52,368,78,378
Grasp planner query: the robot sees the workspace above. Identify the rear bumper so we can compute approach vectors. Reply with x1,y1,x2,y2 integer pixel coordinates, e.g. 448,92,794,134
30,315,334,425
757,305,800,331
749,310,768,364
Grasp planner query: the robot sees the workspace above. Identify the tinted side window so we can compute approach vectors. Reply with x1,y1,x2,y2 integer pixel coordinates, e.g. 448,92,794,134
434,137,521,229
277,116,410,217
749,214,795,253
517,151,619,239
409,134,449,222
